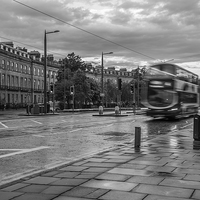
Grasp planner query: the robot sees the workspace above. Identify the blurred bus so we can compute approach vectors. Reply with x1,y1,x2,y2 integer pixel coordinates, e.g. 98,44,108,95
141,63,199,119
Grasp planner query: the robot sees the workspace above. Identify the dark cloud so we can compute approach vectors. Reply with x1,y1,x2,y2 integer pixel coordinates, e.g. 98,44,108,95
1,0,200,75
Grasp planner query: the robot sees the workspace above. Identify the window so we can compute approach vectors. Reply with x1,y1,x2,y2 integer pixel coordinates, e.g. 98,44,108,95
38,80,40,89
38,69,40,76
180,92,197,103
2,74,5,85
28,66,31,74
28,78,31,88
34,67,36,75
7,75,10,86
41,69,44,76
20,77,23,87
7,61,10,70
11,62,14,71
24,78,27,87
11,76,14,86
34,79,36,89
20,65,23,73
24,65,27,74
16,76,19,87
15,63,18,71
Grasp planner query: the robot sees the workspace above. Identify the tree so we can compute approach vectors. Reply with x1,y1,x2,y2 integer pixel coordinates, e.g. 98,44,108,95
121,82,132,107
131,66,147,107
104,80,118,107
55,53,102,109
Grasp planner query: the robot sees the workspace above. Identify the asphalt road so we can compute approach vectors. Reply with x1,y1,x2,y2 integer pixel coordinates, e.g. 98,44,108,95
0,111,194,186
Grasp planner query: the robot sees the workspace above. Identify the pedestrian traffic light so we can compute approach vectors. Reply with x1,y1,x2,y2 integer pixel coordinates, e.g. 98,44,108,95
118,78,122,90
70,86,74,95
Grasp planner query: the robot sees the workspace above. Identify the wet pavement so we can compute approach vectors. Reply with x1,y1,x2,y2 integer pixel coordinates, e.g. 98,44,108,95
0,122,200,199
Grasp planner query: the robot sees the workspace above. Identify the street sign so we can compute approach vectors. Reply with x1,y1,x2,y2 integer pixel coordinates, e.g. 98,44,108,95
100,93,105,97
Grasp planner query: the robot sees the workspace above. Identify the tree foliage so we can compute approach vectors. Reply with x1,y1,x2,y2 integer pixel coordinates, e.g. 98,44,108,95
55,52,147,109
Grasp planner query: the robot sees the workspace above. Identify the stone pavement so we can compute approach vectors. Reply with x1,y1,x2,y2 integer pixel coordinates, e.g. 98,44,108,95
1,125,200,200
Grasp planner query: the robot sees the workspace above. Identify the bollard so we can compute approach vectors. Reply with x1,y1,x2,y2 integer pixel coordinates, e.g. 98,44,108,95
193,114,200,141
135,127,141,148
115,106,120,115
99,106,103,115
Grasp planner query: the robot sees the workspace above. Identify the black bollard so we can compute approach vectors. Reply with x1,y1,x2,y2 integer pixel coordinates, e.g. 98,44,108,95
135,127,141,148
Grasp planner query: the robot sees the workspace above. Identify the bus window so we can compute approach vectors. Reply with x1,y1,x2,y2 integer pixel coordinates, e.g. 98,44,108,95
148,88,174,107
151,65,161,70
162,64,175,75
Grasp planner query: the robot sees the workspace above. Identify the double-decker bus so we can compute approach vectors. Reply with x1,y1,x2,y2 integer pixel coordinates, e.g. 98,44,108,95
141,63,199,119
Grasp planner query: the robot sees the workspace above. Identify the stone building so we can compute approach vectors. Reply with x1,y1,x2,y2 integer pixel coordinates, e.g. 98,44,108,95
86,66,135,84
0,42,60,108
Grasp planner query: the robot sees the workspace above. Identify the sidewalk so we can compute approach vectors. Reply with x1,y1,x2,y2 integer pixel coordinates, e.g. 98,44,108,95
0,127,200,199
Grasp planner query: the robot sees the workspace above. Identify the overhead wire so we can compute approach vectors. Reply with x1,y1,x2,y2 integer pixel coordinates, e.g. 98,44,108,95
13,0,156,60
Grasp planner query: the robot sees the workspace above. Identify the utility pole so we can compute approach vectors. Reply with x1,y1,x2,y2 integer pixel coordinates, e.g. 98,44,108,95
137,66,140,109
133,81,136,115
63,60,66,110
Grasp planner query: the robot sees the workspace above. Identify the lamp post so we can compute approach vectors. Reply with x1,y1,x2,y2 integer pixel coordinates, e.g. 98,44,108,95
101,51,113,107
44,30,59,114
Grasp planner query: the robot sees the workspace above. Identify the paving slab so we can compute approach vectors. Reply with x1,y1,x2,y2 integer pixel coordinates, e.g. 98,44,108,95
108,168,154,176
0,191,22,200
81,179,138,191
99,190,146,200
160,178,200,190
133,184,194,198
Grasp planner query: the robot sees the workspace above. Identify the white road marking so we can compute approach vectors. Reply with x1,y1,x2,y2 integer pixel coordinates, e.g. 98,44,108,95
70,128,82,133
0,122,8,128
31,120,43,125
105,124,113,127
180,123,193,129
171,125,177,130
0,146,50,159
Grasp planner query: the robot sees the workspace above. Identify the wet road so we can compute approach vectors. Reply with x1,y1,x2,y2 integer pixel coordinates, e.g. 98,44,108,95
0,112,194,185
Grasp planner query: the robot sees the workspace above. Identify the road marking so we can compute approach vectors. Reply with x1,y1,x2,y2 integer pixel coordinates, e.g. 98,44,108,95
105,124,113,127
171,125,177,130
180,123,193,129
0,122,8,128
0,146,50,159
31,120,43,125
33,135,45,137
70,128,82,133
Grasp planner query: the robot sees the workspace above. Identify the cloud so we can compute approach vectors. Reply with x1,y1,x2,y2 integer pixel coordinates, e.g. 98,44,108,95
1,0,200,76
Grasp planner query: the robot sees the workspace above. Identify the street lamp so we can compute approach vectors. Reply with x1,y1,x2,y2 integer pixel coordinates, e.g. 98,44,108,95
101,51,113,107
44,30,59,114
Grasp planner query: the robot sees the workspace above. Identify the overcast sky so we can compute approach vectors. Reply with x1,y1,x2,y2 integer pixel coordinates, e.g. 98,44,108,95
1,0,200,75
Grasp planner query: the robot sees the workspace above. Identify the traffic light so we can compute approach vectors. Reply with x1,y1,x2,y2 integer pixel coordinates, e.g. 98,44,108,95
70,86,74,95
50,83,53,93
130,84,134,94
118,78,122,90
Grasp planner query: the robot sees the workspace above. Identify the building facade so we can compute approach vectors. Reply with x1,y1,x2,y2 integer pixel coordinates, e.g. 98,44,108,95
86,66,135,84
0,42,60,109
